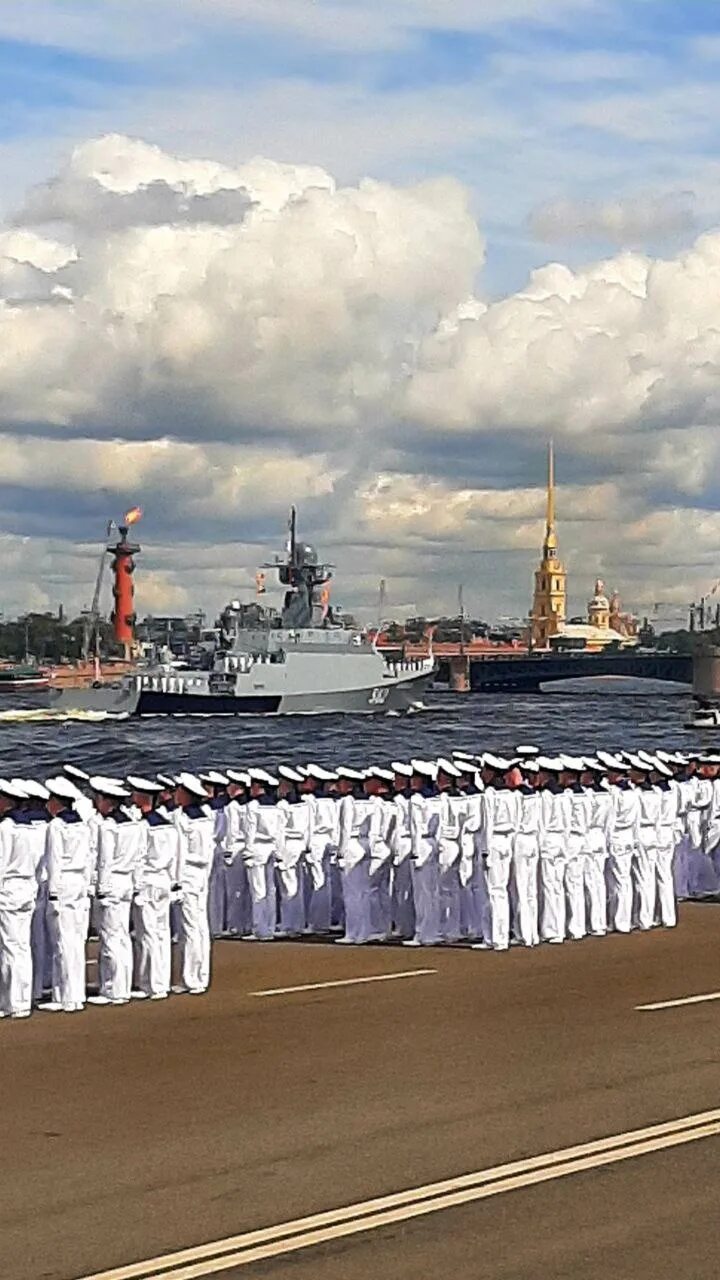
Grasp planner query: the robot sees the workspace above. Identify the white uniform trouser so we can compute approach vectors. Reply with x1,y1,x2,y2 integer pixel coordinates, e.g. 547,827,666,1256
368,849,393,940
32,885,52,1001
97,893,134,1001
410,846,441,945
634,829,658,930
460,846,487,941
391,854,415,939
607,833,635,933
584,830,608,935
687,833,718,897
207,847,227,936
0,895,33,1015
539,835,566,942
224,855,252,935
656,837,677,928
565,834,586,940
304,842,333,932
179,881,212,992
134,885,172,996
673,833,690,899
276,841,307,935
244,850,277,940
48,892,90,1010
437,838,462,942
511,834,539,946
340,844,372,943
485,833,513,951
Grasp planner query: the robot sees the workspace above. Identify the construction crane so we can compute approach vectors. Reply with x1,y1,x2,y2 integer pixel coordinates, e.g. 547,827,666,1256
81,520,115,662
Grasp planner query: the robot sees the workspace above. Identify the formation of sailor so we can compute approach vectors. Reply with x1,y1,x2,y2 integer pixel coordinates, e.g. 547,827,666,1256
0,746,717,1019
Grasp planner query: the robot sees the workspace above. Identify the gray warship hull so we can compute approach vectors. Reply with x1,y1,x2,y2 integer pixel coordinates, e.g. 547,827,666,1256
46,651,435,717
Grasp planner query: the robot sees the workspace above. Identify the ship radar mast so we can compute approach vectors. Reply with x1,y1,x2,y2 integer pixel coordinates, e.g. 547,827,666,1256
263,507,335,628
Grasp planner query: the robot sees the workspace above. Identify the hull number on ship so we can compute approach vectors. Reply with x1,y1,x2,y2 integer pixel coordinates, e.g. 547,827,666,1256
368,687,389,706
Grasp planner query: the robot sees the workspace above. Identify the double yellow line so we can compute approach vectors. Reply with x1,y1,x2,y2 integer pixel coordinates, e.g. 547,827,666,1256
78,1108,720,1280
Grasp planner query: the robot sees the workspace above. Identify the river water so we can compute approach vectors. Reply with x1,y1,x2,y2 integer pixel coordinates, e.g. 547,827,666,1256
0,681,704,779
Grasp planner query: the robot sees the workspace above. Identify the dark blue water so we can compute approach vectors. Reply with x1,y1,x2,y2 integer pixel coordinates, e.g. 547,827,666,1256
0,684,703,779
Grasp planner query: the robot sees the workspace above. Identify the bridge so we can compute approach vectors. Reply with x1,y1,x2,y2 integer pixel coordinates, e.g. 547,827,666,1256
449,650,692,693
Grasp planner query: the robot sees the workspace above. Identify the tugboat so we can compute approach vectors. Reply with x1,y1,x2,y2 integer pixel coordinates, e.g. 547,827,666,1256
47,510,435,716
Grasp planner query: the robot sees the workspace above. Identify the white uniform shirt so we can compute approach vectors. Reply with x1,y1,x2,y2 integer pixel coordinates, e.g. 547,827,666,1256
174,804,216,889
408,791,441,868
0,812,49,910
242,798,286,866
97,812,146,900
46,812,94,900
337,794,381,870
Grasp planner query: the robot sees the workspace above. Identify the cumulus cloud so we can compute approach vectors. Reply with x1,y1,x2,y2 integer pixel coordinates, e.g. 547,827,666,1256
529,192,696,245
3,130,720,620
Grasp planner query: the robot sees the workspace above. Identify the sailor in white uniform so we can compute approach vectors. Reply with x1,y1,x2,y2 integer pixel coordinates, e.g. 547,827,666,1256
300,765,339,934
172,772,215,992
435,758,465,943
474,756,520,952
242,769,284,940
201,771,232,937
389,762,415,940
17,779,54,1002
219,770,251,936
404,761,442,947
336,767,377,944
456,757,486,943
42,776,95,1012
366,767,395,941
0,779,45,1018
276,766,310,936
511,760,541,947
685,757,715,898
605,758,640,934
88,777,143,1005
563,757,590,941
128,776,179,999
582,757,614,936
652,756,680,928
629,756,662,930
537,758,571,944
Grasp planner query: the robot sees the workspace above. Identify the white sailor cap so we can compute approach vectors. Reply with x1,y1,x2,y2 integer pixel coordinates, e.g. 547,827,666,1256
368,766,394,782
156,773,177,789
559,755,584,773
248,767,279,787
45,776,81,802
596,751,628,771
583,757,606,773
522,759,540,774
336,766,365,782
200,770,230,787
19,779,51,801
0,778,28,799
515,745,540,758
482,753,511,772
305,764,337,782
391,761,414,778
127,775,164,794
411,759,438,780
63,764,90,782
436,758,462,778
454,758,479,775
626,754,650,772
656,750,685,766
536,756,563,773
637,751,657,766
226,769,250,786
175,771,209,798
651,759,673,777
278,765,304,783
89,775,131,798
451,750,477,762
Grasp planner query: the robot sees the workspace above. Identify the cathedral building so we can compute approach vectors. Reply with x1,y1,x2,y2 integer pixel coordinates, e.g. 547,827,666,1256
529,445,638,651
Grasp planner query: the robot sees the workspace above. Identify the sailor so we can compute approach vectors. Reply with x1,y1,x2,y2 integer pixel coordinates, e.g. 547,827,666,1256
128,775,179,1000
0,780,43,1018
88,776,144,1006
671,755,696,900
221,770,252,937
435,758,465,943
276,766,310,937
300,765,339,935
651,756,680,928
335,767,377,944
699,755,720,896
200,771,231,938
365,767,395,942
242,769,284,941
17,779,54,1003
684,755,715,899
172,772,215,992
511,759,541,947
156,774,179,818
404,760,442,947
604,756,639,934
455,757,486,943
536,758,570,944
629,756,661,930
389,762,415,940
582,757,613,937
473,755,519,952
42,776,95,1012
563,757,590,941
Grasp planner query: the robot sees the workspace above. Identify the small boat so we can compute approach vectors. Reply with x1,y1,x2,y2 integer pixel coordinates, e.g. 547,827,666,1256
685,703,720,729
0,663,49,692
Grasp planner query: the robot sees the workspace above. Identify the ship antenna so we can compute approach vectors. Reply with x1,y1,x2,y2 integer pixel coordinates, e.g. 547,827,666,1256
289,505,297,570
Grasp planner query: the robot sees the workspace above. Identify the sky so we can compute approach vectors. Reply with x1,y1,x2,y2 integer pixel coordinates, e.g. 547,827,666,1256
2,0,720,627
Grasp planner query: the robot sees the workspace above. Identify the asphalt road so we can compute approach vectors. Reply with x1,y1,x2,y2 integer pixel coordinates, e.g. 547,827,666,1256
3,907,720,1280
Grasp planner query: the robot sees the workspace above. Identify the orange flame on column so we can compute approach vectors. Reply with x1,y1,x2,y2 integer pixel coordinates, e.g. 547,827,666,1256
124,506,143,526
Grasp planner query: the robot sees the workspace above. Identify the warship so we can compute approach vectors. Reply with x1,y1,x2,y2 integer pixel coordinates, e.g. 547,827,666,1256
47,510,435,716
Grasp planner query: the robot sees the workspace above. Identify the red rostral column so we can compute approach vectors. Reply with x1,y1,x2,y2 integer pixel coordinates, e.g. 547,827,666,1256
110,507,142,659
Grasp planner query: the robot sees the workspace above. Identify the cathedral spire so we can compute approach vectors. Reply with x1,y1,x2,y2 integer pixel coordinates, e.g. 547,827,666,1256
530,438,566,649
544,439,557,556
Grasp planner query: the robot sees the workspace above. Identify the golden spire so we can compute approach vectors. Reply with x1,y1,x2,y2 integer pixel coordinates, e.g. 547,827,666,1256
543,439,557,556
